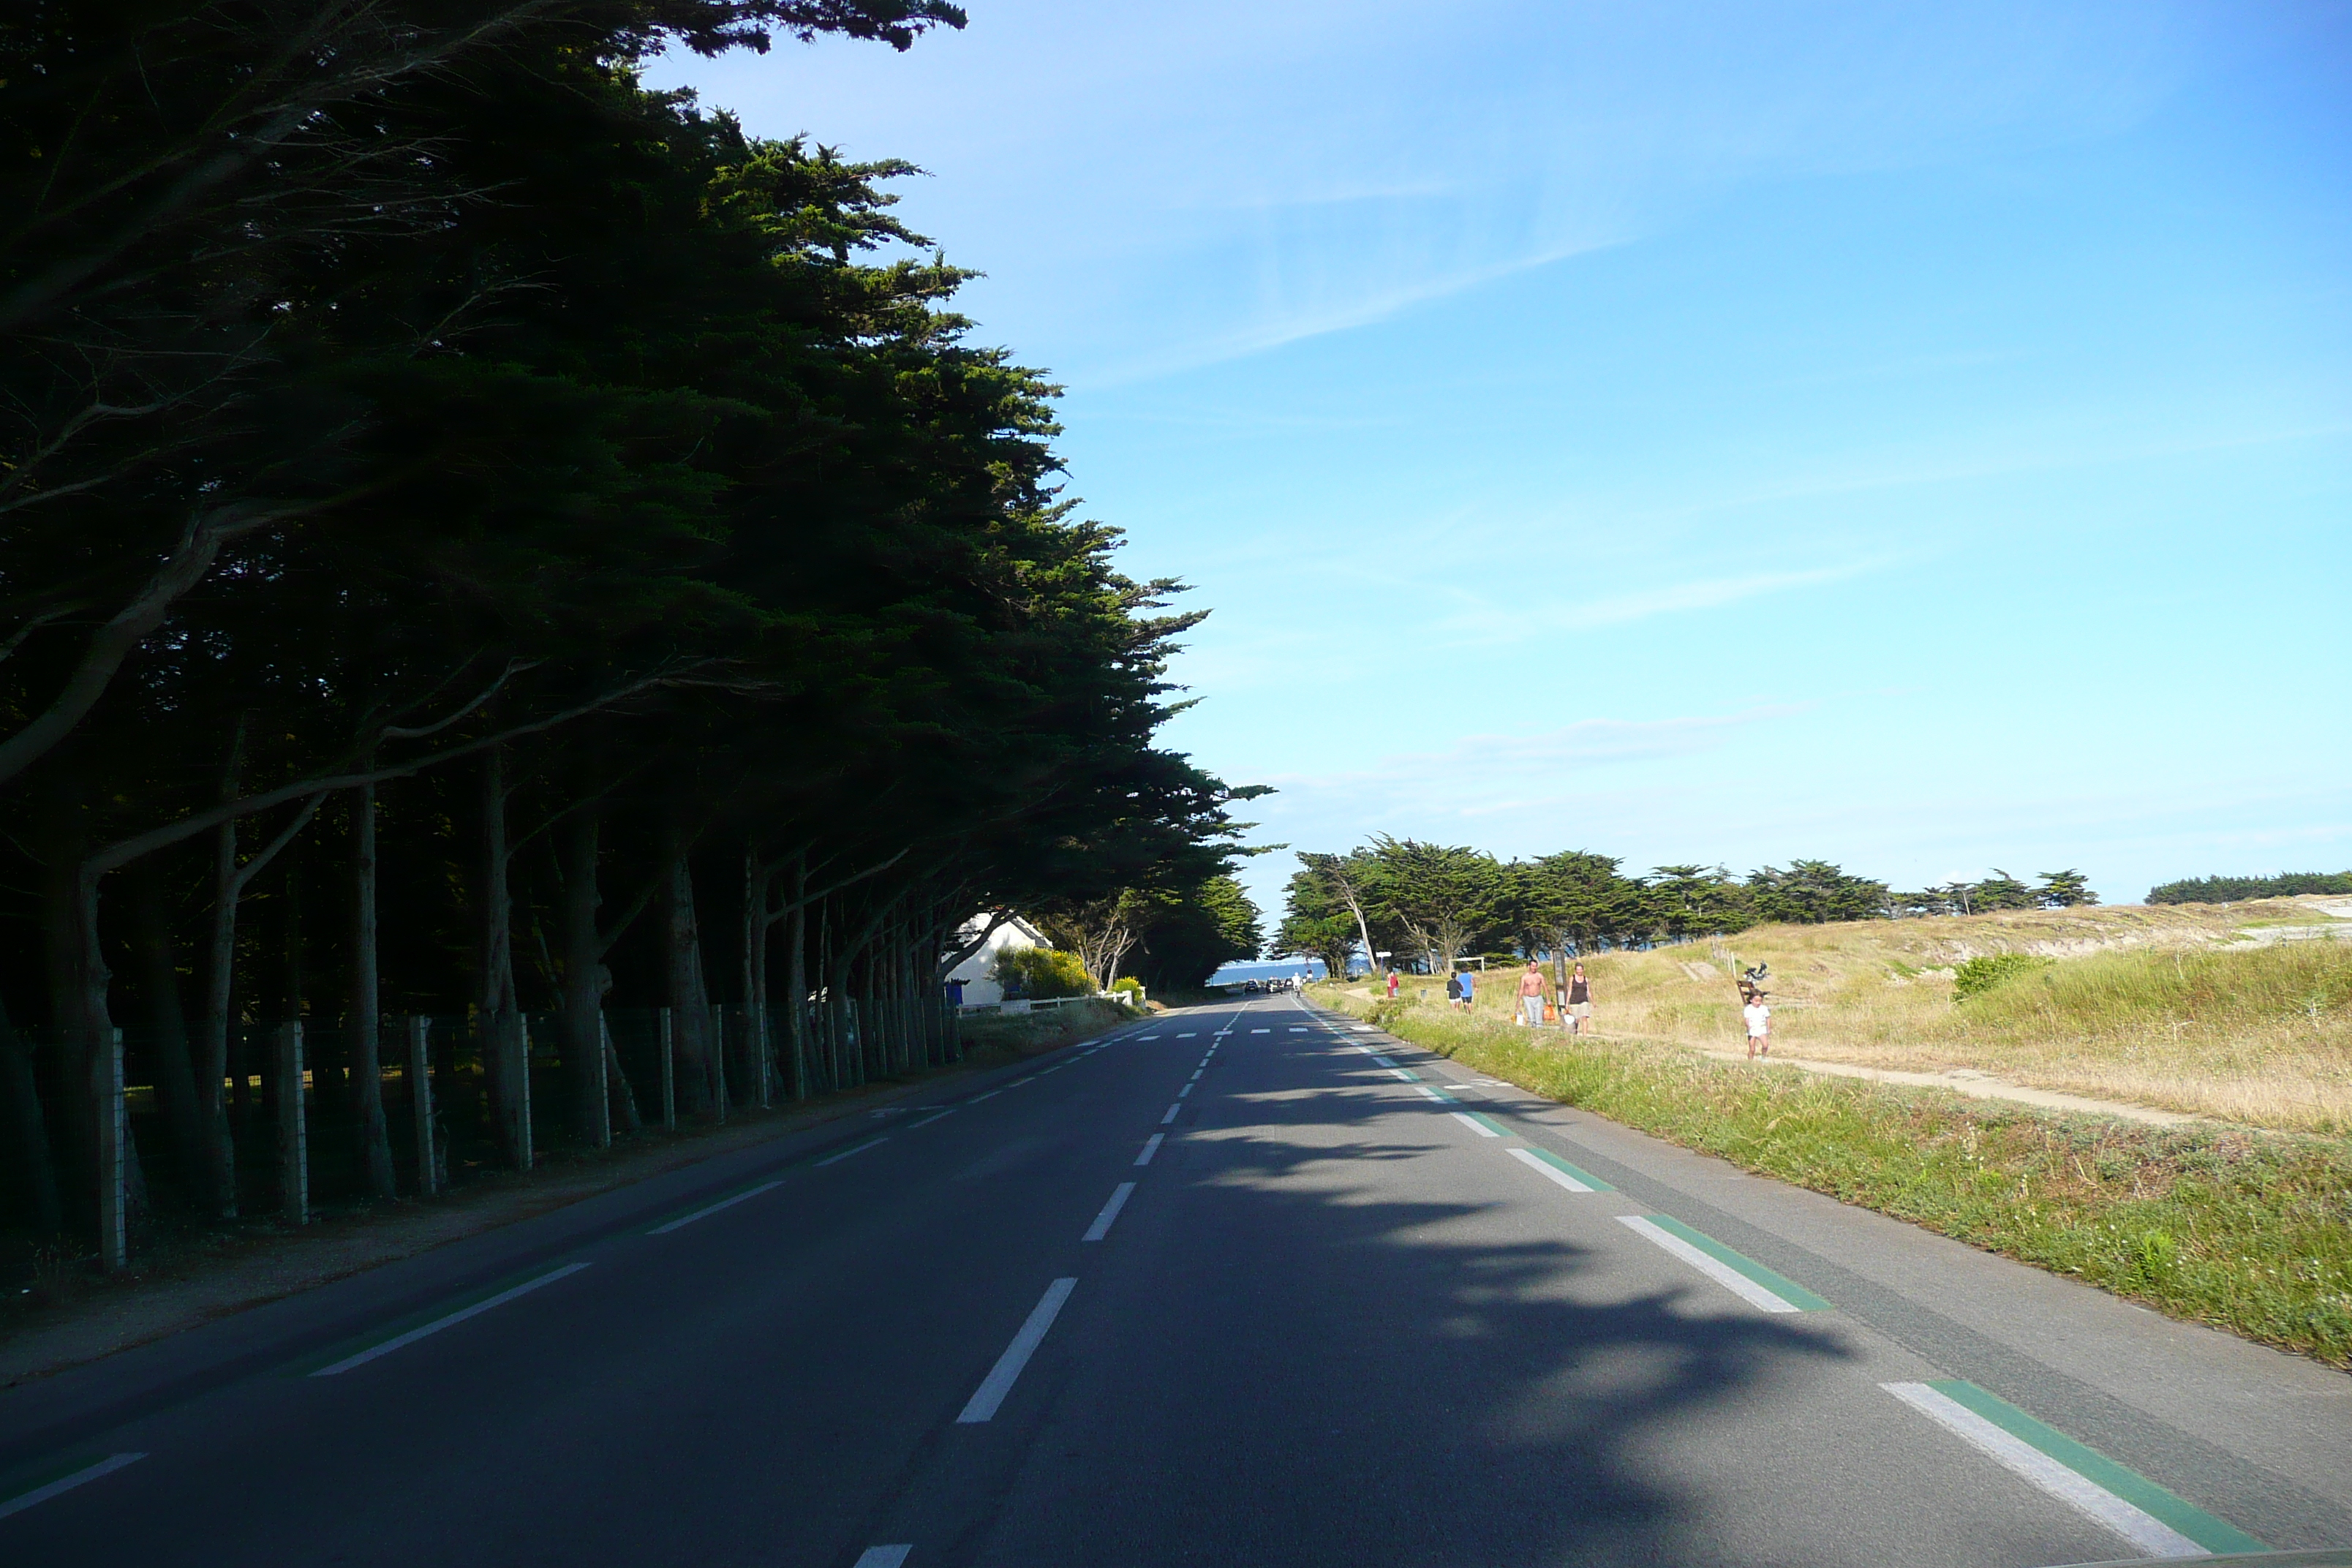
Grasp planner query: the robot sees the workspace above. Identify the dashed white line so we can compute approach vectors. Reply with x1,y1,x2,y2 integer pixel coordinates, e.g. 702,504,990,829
968,1090,1001,1103
1509,1146,1598,1193
1448,1111,1499,1138
1177,1084,1193,1097
1136,1133,1166,1165
815,1137,887,1167
1617,1216,1800,1313
0,1453,146,1520
649,1180,783,1234
1161,1103,1181,1124
908,1109,954,1129
853,1548,913,1568
1082,1182,1137,1241
1882,1383,2208,1558
312,1264,592,1376
1250,1028,1270,1033
958,1278,1078,1423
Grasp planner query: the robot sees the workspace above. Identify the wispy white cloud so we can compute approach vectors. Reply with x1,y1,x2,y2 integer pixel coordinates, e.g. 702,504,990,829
1424,559,1895,644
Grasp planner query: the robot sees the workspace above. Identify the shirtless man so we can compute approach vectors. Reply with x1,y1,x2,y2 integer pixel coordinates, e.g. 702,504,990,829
1516,961,1550,1027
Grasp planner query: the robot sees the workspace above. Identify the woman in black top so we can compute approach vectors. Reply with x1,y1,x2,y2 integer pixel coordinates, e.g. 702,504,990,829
1566,963,1592,1034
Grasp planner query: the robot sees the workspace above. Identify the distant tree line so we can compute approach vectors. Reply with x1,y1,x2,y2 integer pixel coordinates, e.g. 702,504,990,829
1277,837,2097,976
2146,872,2352,905
0,2,1255,1248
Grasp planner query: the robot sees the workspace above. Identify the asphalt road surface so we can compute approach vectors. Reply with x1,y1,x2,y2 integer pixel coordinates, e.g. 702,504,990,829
3,994,2348,1567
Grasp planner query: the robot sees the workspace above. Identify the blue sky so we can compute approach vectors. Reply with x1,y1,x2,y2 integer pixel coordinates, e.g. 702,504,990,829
647,1,2352,924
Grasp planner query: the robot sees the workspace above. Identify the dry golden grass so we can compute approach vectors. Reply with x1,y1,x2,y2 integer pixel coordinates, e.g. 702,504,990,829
1412,900,2352,1132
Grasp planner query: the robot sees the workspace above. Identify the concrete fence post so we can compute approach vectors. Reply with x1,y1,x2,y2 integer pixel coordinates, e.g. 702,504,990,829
513,1014,534,1172
753,1004,772,1109
408,1017,437,1196
709,1003,728,1124
657,1008,676,1131
97,1027,127,1271
592,1011,613,1149
277,1020,308,1224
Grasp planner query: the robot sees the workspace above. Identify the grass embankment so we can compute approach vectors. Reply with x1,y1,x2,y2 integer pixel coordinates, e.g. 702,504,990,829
1409,900,2352,1131
1324,992,2352,1366
958,998,1139,1058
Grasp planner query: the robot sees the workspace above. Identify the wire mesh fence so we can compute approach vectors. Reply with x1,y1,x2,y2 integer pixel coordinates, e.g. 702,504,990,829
0,992,967,1264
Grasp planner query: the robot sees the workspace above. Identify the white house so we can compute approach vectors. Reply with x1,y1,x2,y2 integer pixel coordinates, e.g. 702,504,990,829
943,912,1050,1007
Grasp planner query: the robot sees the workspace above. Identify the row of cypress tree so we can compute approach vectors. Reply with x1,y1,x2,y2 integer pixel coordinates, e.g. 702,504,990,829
0,4,1254,1248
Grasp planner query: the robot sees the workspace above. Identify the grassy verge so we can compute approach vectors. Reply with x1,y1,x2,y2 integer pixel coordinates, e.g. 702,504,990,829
1364,902,2352,1131
957,998,1140,1057
1327,992,2352,1367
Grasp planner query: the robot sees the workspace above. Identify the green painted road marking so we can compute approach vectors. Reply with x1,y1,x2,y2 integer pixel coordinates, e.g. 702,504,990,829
0,1452,146,1521
1634,1215,1831,1311
288,1262,591,1377
1520,1145,1613,1191
1926,1380,2267,1555
1465,1110,1512,1137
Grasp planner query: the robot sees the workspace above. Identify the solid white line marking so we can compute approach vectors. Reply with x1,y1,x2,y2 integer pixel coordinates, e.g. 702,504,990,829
969,1090,1001,1102
649,1180,784,1234
1509,1147,1597,1193
1136,1133,1165,1165
1161,1103,1180,1124
1082,1182,1137,1241
313,1264,592,1376
1881,1383,2208,1558
958,1278,1078,1422
0,1453,146,1520
853,1548,913,1568
1449,1111,1500,1138
909,1109,954,1128
1617,1217,1798,1313
815,1137,887,1167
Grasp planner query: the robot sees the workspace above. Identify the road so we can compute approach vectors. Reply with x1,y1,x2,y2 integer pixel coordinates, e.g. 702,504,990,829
2,994,2347,1567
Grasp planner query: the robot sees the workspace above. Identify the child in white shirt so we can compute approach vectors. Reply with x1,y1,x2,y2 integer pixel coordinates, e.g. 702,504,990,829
1743,999,1771,1060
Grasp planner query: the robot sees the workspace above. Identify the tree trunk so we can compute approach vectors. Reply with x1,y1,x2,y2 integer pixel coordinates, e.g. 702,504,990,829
196,723,246,1216
39,799,97,1229
785,855,808,1099
349,780,394,1198
478,747,524,1165
127,861,204,1185
0,990,62,1234
661,848,712,1116
557,809,608,1147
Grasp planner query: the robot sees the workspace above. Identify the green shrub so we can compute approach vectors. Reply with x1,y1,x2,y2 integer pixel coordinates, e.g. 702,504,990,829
1109,976,1145,1002
1953,951,2054,1001
992,946,1092,999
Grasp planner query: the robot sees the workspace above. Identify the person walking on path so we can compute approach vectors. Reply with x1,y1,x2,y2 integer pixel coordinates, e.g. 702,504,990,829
1744,995,1772,1060
1458,967,1475,1012
1516,961,1550,1027
1565,962,1592,1035
1444,972,1463,1009
1386,968,1400,1000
